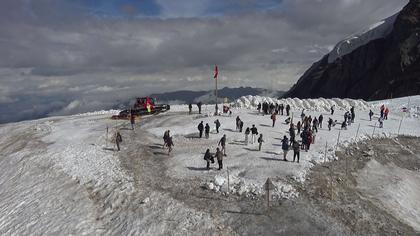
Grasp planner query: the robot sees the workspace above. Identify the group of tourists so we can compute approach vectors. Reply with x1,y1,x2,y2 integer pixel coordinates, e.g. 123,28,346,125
257,102,291,116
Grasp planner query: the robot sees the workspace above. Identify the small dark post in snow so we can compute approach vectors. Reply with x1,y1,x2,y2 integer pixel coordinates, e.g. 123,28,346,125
345,148,349,184
336,131,341,151
397,117,404,135
324,141,328,163
227,166,230,194
372,123,376,136
355,123,360,140
106,125,109,148
329,164,334,200
264,178,275,209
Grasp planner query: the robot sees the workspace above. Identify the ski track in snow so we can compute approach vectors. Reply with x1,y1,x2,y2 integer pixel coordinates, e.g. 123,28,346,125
0,95,419,234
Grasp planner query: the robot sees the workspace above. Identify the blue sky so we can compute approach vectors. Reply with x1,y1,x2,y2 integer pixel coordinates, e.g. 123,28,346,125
70,0,284,18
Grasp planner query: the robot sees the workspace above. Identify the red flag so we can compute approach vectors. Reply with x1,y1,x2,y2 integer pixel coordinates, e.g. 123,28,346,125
213,65,218,79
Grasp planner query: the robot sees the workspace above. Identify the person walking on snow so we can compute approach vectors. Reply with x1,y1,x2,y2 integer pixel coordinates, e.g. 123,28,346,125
197,102,202,114
318,114,323,128
312,118,318,133
369,109,374,121
258,134,264,151
130,111,135,130
236,116,241,131
115,131,122,151
328,118,333,131
239,120,244,133
204,149,214,170
286,104,291,116
271,112,277,127
214,119,221,133
250,125,258,144
312,128,317,144
380,105,385,118
350,106,355,123
292,140,300,163
384,107,389,120
188,103,192,114
306,130,313,151
281,135,289,161
166,136,174,155
297,121,301,134
163,130,170,148
215,148,223,170
198,121,204,138
218,134,227,156
280,104,284,116
378,117,384,128
205,123,210,139
341,121,347,130
244,127,250,145
289,124,296,146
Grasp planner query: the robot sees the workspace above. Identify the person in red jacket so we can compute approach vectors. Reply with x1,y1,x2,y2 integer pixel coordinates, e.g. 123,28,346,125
271,112,277,127
306,130,313,151
384,107,390,120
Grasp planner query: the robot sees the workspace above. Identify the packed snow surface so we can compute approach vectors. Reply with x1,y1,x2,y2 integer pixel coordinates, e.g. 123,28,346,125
0,95,419,234
328,13,398,63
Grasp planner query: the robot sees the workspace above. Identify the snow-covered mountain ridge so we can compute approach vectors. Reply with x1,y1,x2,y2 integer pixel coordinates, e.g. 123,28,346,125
328,13,398,63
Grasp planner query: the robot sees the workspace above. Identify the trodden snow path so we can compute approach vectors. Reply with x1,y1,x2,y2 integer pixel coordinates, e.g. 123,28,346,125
143,96,420,198
0,96,419,234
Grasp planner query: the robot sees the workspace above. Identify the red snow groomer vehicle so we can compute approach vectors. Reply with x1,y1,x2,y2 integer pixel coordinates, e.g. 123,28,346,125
111,97,170,120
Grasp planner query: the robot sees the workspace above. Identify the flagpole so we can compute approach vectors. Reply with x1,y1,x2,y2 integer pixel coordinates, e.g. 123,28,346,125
215,75,218,115
214,65,219,115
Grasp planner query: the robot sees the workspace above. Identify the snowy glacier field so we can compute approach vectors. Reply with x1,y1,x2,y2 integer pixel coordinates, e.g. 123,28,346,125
0,95,419,235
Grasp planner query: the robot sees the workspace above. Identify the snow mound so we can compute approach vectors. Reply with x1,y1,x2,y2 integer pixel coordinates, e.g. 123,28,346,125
234,95,372,112
328,13,398,63
75,109,120,117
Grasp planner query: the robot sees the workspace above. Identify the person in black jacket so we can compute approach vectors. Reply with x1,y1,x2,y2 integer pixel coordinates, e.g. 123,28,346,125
286,104,291,116
198,121,204,138
204,149,214,170
318,114,323,128
205,123,210,139
188,103,192,114
281,136,289,161
115,131,122,151
197,102,202,114
214,119,221,133
292,140,300,163
250,125,258,144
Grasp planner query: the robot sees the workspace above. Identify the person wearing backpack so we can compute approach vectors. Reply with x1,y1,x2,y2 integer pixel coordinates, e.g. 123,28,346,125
369,110,374,121
281,135,289,161
258,134,264,151
204,149,214,170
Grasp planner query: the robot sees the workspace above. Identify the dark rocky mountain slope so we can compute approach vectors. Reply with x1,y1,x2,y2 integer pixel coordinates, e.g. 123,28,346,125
284,0,420,100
